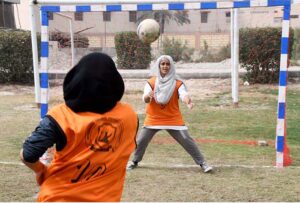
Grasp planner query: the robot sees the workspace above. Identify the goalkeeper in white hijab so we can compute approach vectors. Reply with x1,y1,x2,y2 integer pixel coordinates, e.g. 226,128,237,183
127,55,213,173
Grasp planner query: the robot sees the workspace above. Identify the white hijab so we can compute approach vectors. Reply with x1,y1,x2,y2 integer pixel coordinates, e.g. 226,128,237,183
151,55,177,105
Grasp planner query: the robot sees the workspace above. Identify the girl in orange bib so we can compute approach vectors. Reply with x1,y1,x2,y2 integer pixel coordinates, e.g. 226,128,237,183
20,53,138,202
127,55,212,173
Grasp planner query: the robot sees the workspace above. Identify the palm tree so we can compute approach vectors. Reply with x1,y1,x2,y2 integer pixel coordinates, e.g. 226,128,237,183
137,10,190,34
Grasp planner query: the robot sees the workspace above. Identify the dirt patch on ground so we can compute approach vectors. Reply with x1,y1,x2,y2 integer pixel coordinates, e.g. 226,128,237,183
1,78,299,102
151,135,275,146
0,85,34,95
123,78,233,101
0,78,233,103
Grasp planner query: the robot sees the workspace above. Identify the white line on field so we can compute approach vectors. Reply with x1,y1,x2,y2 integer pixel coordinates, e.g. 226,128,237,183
138,162,300,169
0,161,24,165
1,161,300,169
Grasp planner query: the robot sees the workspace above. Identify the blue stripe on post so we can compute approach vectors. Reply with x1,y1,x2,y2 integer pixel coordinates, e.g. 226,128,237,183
41,11,48,26
76,6,91,12
41,6,60,12
279,71,287,86
268,0,285,6
106,5,122,11
41,103,48,118
40,73,49,88
201,2,217,9
41,42,49,57
234,1,250,8
276,136,284,152
169,3,184,10
137,4,152,11
280,37,289,54
278,102,285,119
283,4,291,20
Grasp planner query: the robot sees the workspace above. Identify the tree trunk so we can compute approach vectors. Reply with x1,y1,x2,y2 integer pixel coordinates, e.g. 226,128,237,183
158,14,165,50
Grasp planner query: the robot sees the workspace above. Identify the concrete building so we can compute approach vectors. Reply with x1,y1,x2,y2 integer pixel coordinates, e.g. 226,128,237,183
13,2,300,31
12,1,300,51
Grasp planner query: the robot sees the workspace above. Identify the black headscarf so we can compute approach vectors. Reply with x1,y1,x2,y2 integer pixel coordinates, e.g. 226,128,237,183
63,52,124,114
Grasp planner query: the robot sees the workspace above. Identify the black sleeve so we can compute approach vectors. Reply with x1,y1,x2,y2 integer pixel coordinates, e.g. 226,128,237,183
22,115,67,163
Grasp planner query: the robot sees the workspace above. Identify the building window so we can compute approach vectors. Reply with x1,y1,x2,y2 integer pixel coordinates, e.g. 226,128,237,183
74,12,83,21
201,12,209,23
103,12,111,22
251,11,269,14
225,11,231,23
129,11,137,22
0,3,16,28
48,12,54,20
273,17,282,23
291,15,299,18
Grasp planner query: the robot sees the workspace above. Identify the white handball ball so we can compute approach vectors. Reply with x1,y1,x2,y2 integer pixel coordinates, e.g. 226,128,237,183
137,19,160,44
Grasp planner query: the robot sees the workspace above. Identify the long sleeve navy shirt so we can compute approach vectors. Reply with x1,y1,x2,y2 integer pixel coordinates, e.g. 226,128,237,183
22,115,66,163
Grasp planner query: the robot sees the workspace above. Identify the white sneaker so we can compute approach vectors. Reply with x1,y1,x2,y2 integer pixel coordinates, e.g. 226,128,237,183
200,162,213,173
126,161,138,170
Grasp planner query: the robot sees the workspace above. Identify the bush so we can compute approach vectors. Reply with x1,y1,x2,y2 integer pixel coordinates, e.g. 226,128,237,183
162,37,194,62
115,32,151,69
240,27,294,84
218,44,231,60
0,29,40,84
291,28,300,61
195,41,230,63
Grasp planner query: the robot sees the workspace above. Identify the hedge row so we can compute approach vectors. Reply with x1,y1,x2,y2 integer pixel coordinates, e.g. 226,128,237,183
240,27,294,84
115,32,151,69
0,29,40,84
0,28,296,84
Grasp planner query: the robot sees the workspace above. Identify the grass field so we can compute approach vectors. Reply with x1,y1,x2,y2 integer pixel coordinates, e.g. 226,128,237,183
0,79,300,201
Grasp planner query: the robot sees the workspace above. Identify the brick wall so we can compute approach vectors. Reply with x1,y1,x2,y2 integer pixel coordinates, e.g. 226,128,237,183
87,32,230,50
88,34,115,48
48,41,93,71
48,32,230,70
199,34,230,50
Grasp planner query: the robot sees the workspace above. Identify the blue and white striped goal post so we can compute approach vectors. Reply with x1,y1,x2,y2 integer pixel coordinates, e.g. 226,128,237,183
32,0,296,167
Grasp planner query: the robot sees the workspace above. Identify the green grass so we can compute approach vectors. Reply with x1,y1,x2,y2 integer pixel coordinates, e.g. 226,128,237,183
180,87,300,166
123,166,300,201
0,81,300,201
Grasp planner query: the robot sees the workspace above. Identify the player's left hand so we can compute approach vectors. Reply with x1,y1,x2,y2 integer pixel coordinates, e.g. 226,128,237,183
184,95,193,110
187,102,193,110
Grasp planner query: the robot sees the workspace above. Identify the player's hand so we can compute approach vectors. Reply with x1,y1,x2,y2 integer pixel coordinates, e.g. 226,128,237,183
187,102,194,110
148,91,154,100
144,91,154,103
184,95,193,110
36,164,47,186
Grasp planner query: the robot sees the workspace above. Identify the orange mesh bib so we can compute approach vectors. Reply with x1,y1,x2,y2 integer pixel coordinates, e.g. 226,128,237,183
38,103,137,202
144,77,185,126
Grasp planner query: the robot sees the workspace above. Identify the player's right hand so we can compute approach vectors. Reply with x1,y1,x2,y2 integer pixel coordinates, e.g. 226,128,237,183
148,91,154,100
36,164,47,186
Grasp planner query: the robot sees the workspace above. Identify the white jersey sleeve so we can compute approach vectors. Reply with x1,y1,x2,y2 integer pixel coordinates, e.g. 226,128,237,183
142,83,153,103
178,83,188,102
